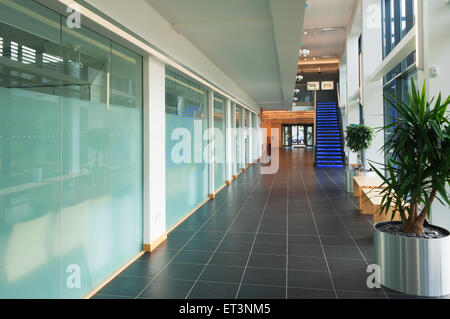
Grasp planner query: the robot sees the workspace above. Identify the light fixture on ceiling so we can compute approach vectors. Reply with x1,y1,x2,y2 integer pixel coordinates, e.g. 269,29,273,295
296,75,304,81
299,49,310,58
303,26,346,35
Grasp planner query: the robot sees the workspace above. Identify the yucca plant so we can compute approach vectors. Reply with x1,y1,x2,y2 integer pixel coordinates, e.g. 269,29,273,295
370,80,450,235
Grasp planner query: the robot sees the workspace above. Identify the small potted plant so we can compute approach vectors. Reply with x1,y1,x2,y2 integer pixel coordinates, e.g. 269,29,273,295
345,124,374,172
370,80,450,297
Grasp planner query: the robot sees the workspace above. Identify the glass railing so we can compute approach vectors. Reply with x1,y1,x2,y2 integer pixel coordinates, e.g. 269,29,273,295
292,84,316,111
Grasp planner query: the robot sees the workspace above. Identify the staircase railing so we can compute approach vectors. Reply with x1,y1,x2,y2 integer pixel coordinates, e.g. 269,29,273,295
336,103,347,167
313,89,317,165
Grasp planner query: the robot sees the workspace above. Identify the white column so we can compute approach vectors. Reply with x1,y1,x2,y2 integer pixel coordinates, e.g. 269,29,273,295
422,0,450,230
247,111,254,163
232,103,237,176
143,55,166,251
257,114,262,158
225,99,233,182
361,0,384,171
240,108,246,168
345,32,361,166
208,90,215,196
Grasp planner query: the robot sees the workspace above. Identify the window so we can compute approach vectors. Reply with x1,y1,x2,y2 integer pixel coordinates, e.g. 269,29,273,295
382,0,415,58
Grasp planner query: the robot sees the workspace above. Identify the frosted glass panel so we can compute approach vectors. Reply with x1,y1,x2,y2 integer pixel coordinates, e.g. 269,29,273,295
214,95,226,191
235,107,242,172
166,70,209,230
60,22,112,299
0,88,60,298
244,110,249,165
0,0,61,298
109,42,143,271
0,0,143,299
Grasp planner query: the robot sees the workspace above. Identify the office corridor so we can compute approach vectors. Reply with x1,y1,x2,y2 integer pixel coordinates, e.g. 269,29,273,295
95,149,410,299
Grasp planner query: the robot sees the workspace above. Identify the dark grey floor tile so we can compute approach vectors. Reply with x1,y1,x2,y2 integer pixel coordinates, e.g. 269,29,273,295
210,252,249,267
288,234,321,245
138,278,195,299
253,243,286,255
188,282,239,299
323,246,363,259
237,285,286,299
217,241,253,253
158,263,205,280
138,249,178,264
337,291,387,299
199,265,245,283
288,270,334,290
259,225,287,234
172,250,214,265
327,258,368,273
320,236,356,247
288,256,328,272
255,233,286,244
288,288,336,299
243,268,286,286
184,239,221,252
119,260,166,278
223,232,255,242
331,272,384,293
193,231,226,241
248,253,286,269
288,244,325,258
100,275,152,297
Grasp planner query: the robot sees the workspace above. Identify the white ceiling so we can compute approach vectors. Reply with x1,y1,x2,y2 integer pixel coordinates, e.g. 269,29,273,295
146,0,306,110
301,0,357,59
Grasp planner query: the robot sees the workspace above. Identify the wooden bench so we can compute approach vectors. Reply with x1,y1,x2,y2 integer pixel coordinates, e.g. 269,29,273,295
360,188,402,224
353,175,384,197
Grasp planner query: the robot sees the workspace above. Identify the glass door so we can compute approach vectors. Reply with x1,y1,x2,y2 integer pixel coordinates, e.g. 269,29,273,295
292,125,306,147
306,125,314,146
282,125,292,147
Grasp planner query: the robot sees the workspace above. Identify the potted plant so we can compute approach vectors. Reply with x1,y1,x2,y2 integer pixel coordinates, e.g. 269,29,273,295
345,124,374,172
370,80,450,297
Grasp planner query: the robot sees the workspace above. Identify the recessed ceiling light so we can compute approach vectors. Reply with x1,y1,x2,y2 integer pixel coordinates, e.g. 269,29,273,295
304,31,308,35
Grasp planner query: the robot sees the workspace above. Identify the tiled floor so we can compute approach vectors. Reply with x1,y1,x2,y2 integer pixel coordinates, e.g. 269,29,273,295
94,148,440,299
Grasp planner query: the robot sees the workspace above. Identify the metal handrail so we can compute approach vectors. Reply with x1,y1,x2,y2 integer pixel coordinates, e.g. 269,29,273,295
313,89,317,165
336,100,347,167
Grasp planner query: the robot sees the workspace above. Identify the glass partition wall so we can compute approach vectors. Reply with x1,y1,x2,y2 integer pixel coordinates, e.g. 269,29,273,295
0,0,143,298
235,106,242,173
165,69,209,230
213,95,226,191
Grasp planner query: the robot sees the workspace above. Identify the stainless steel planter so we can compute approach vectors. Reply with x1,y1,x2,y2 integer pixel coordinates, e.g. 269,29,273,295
344,168,358,193
374,221,450,297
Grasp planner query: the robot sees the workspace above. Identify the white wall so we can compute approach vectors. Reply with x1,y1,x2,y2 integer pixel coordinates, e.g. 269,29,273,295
85,0,260,113
342,3,362,166
423,0,450,230
360,0,384,171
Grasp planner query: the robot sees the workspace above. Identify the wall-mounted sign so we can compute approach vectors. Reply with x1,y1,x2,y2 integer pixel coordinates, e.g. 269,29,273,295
307,81,320,91
321,81,335,90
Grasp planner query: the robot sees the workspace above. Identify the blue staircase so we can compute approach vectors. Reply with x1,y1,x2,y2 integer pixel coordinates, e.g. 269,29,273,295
315,101,344,168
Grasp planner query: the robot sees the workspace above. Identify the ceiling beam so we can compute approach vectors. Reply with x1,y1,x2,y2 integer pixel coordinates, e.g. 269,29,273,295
270,0,307,108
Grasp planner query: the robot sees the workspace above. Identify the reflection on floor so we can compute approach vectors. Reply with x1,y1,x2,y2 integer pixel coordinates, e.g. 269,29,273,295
94,149,444,299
